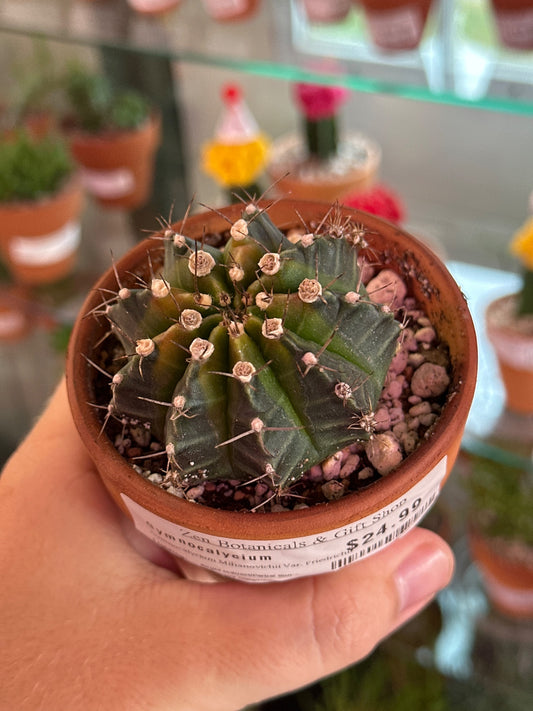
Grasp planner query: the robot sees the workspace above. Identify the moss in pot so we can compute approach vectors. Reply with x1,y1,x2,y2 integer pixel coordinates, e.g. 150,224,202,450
66,199,477,582
0,130,83,285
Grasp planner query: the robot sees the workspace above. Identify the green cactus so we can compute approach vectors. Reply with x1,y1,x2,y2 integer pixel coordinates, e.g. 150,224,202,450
105,203,401,492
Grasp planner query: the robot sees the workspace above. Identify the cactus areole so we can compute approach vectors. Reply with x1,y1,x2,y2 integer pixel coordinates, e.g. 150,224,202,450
106,202,401,493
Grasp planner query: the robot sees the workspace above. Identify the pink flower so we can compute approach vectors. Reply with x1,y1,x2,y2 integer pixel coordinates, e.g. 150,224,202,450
293,82,349,120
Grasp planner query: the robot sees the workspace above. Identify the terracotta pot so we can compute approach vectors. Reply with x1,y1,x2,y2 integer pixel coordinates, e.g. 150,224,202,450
66,112,161,210
358,0,434,51
267,133,381,202
468,527,533,619
0,107,56,141
302,0,352,23
0,285,33,343
66,200,477,583
486,294,533,415
200,0,260,22
490,0,533,51
127,0,183,15
0,175,84,286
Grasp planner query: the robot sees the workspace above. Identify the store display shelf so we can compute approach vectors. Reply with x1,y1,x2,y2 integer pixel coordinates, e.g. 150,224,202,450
0,0,532,116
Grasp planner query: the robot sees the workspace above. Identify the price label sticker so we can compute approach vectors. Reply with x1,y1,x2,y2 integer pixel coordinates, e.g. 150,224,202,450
122,456,447,583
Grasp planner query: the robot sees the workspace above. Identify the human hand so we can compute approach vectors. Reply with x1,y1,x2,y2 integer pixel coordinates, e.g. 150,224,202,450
0,379,454,711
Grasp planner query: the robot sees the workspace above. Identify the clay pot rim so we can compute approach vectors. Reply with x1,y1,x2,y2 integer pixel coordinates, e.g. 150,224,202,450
486,293,533,341
268,131,382,178
63,110,161,143
66,199,477,538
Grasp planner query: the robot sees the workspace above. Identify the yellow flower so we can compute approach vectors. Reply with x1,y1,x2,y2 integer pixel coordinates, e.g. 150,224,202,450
202,135,269,187
511,216,533,271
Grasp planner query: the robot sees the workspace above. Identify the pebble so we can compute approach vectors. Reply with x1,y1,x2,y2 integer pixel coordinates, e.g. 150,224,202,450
364,433,403,475
366,269,407,310
411,363,450,398
322,480,346,500
374,407,391,431
415,326,436,344
322,451,343,480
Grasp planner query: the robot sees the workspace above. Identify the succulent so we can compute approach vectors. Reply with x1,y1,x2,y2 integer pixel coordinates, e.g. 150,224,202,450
104,202,401,492
64,64,150,133
0,130,73,203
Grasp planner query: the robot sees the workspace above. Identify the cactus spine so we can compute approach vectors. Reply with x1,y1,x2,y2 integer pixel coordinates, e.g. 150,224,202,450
106,202,401,492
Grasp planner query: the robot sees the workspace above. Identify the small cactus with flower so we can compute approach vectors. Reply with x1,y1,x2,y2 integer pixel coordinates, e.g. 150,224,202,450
293,81,349,162
510,216,533,316
104,201,402,493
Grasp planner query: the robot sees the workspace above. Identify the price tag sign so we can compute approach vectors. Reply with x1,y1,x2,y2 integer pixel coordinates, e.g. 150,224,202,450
123,456,447,583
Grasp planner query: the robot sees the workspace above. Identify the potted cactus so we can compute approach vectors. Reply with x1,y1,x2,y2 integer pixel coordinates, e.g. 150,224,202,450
486,216,533,414
0,130,83,286
66,199,476,582
61,64,161,210
267,81,381,202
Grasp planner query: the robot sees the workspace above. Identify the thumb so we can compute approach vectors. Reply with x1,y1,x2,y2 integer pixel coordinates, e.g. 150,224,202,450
141,526,453,710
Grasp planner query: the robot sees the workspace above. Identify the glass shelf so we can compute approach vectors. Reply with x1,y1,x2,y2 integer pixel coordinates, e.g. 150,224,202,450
0,0,532,116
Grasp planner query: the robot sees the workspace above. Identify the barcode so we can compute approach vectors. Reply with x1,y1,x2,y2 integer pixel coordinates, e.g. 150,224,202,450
331,497,433,571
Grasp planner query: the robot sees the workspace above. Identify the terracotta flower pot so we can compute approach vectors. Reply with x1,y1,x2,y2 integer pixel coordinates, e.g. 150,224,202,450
0,285,33,343
486,294,533,415
302,0,352,23
66,112,161,210
127,0,183,15
66,200,477,583
489,0,533,51
267,133,381,202
0,175,84,286
358,0,434,51
200,0,260,22
468,527,533,619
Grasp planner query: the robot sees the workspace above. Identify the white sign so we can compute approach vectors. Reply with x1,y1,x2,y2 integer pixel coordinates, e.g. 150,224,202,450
123,457,447,583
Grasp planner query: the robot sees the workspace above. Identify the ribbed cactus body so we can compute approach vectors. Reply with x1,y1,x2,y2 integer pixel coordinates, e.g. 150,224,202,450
107,204,401,490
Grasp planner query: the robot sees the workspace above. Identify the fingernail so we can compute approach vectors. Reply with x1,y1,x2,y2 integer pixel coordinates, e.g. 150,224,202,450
395,543,453,614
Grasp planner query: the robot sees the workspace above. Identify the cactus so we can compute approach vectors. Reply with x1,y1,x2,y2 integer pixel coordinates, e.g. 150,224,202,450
293,82,349,162
104,202,402,493
510,216,533,316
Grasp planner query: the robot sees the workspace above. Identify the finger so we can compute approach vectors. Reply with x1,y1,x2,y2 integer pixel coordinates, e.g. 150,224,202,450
131,527,453,710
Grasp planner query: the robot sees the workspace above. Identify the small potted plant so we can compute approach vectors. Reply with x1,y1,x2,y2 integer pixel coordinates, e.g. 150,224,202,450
66,199,476,582
0,130,83,286
301,0,352,24
202,83,270,203
267,81,381,202
61,64,161,210
489,0,533,51
486,216,533,414
464,452,533,619
357,0,435,52
127,0,183,16
0,279,33,344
